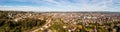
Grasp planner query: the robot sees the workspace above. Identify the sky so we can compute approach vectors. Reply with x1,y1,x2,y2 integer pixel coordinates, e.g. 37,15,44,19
0,0,120,12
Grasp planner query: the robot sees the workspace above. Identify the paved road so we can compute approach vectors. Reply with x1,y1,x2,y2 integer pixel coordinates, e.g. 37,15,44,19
32,18,51,32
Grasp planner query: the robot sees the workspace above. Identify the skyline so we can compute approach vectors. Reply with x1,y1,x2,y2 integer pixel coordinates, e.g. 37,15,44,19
0,0,120,12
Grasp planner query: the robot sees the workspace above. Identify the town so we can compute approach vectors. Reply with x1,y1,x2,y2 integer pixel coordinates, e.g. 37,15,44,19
0,11,120,32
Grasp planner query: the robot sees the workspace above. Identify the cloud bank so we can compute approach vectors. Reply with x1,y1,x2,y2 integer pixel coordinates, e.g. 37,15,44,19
0,0,120,12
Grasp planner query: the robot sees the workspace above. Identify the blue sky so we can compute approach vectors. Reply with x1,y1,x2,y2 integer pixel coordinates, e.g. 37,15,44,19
0,0,120,12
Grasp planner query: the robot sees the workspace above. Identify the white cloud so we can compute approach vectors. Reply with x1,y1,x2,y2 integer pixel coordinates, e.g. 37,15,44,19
0,0,120,12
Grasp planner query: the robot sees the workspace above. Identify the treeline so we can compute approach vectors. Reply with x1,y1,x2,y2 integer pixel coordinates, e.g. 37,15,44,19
0,18,46,32
0,11,46,32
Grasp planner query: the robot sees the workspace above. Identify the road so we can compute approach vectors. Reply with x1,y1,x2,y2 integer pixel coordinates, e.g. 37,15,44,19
32,18,51,32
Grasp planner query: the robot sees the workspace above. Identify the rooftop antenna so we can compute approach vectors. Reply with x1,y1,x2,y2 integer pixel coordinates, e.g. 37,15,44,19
103,0,107,7
103,0,113,7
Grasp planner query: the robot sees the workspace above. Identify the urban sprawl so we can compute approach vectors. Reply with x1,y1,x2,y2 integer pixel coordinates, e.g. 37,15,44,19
0,11,120,32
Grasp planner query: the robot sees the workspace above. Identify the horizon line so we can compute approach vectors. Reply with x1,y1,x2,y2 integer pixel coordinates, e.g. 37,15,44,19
0,10,120,13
